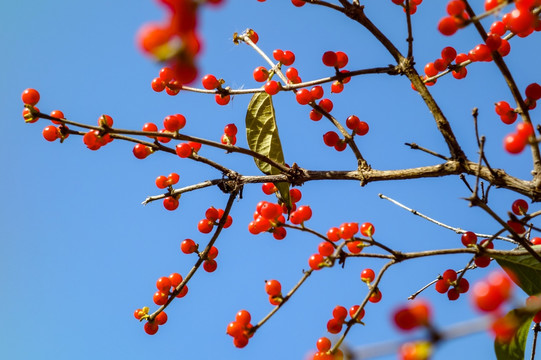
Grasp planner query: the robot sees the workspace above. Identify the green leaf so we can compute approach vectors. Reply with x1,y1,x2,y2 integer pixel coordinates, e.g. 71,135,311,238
246,92,290,208
493,245,541,296
494,309,534,360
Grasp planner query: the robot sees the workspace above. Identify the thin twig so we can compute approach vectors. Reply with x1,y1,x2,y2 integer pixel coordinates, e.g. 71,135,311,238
378,193,515,243
147,187,240,322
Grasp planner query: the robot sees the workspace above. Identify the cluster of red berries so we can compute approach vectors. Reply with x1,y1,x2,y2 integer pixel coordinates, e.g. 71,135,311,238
155,173,181,210
248,201,287,238
21,88,72,142
525,82,541,109
226,310,254,348
460,231,494,268
151,67,183,95
221,123,237,145
22,88,41,123
308,222,375,271
248,186,304,239
181,239,219,273
327,304,365,334
495,100,518,124
198,206,233,234
437,0,470,36
81,115,116,150
43,110,71,143
261,49,297,95
503,122,534,154
265,279,283,305
201,74,232,105
273,48,296,66
434,268,470,300
137,0,225,86
133,118,189,159
360,267,383,303
134,307,169,335
137,272,187,335
472,270,513,312
311,336,344,360
175,141,201,158
392,300,431,331
391,0,423,15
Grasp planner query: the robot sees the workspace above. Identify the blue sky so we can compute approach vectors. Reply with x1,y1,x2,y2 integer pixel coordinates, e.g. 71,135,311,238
2,1,540,359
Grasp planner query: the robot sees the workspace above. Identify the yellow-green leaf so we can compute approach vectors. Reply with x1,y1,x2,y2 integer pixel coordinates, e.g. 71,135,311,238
246,92,290,208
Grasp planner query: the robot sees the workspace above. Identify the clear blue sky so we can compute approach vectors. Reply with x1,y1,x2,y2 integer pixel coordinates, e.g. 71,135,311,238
2,1,540,359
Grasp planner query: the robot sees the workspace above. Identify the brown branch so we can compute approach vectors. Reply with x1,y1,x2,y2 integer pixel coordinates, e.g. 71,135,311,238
337,1,466,161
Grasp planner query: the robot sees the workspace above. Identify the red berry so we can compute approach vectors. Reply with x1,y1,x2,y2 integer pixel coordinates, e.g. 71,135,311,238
318,98,333,113
198,219,214,234
438,16,459,36
202,74,220,90
215,94,230,105
144,322,159,335
156,276,172,292
435,279,450,294
322,51,337,67
308,254,325,270
207,246,219,260
176,143,193,158
361,268,375,283
461,231,477,246
355,122,369,136
311,86,324,100
253,66,269,82
181,239,197,254
272,49,284,62
282,51,296,66
22,88,40,105
235,310,251,325
360,222,375,237
203,259,217,272
326,318,343,334
349,305,365,322
153,291,168,305
164,114,186,132
323,131,340,147
335,51,348,68
441,46,457,62
155,311,168,325
168,273,183,287
511,199,529,215
503,133,526,154
50,110,65,125
163,196,179,211
264,80,281,95
331,81,344,94
265,280,282,297
296,88,313,105
333,305,348,321
133,144,152,159
42,126,59,142
317,337,332,352
318,241,335,257
152,78,165,92
369,288,382,303
526,83,541,100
